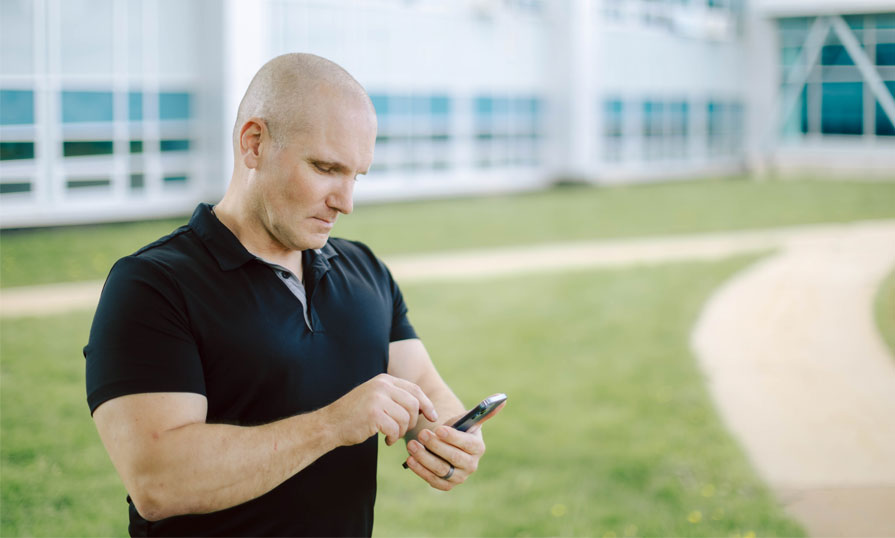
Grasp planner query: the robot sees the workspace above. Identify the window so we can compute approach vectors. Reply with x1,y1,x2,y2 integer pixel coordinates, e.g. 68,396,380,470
0,142,35,161
643,100,665,160
0,90,34,125
370,93,454,172
778,13,895,140
876,81,895,136
603,99,624,162
474,95,543,168
159,92,191,121
821,82,862,135
61,91,114,123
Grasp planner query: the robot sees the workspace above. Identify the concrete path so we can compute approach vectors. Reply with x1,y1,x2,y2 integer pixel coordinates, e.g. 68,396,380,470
691,220,895,537
3,220,895,536
0,219,876,317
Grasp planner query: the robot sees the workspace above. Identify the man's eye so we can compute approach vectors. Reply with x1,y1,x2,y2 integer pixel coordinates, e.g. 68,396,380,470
314,163,332,173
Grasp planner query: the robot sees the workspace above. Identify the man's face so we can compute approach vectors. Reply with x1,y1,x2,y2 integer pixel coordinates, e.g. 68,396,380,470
253,91,376,252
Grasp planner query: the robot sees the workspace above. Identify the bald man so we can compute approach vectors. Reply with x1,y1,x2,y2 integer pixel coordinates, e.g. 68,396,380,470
84,53,502,537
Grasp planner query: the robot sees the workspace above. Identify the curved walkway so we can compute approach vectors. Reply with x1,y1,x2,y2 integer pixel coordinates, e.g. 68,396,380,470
691,220,895,537
3,220,895,535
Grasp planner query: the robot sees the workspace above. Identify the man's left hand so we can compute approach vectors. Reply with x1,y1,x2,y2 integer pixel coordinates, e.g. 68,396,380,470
403,402,505,491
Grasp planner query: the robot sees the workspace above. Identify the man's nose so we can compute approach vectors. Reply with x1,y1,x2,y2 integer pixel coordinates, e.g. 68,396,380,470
327,178,354,215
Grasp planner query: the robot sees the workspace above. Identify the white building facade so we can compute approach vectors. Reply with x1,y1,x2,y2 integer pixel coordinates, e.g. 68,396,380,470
0,0,892,228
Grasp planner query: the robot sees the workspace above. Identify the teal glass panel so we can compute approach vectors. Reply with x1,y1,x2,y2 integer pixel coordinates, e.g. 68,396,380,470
67,178,110,189
63,141,114,157
644,101,664,136
875,81,895,136
130,174,144,189
475,97,493,116
159,92,191,120
492,97,510,116
431,96,450,115
0,90,34,125
130,140,143,153
160,139,189,152
0,142,34,160
129,91,142,121
821,45,853,66
0,182,31,194
821,82,862,135
62,91,113,123
411,96,429,115
877,44,895,66
370,94,388,115
876,13,895,29
163,175,187,184
389,95,411,116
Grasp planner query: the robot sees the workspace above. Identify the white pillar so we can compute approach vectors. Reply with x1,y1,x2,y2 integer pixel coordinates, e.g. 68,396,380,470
222,0,270,192
546,0,598,182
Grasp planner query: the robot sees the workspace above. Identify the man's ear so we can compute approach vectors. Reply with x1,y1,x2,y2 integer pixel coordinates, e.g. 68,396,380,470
239,118,267,169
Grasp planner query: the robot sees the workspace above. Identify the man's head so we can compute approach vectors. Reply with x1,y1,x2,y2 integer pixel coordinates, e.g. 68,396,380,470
225,53,377,253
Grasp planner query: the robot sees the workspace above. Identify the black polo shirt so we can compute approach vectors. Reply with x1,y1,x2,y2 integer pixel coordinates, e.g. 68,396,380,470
84,203,417,537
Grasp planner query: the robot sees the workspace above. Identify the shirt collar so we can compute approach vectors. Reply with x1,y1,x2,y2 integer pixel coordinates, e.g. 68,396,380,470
189,203,339,272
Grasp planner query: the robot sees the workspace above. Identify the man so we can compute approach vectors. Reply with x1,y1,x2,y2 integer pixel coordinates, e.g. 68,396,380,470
84,53,503,537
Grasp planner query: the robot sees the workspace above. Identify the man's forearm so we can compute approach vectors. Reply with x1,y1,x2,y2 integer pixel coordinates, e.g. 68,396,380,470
122,410,338,521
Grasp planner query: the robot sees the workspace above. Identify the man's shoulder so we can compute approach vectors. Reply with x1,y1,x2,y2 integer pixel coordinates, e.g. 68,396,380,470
132,224,194,259
108,224,205,283
326,237,384,268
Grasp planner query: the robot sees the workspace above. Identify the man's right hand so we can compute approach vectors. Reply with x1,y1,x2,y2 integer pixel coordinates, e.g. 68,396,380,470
324,374,438,446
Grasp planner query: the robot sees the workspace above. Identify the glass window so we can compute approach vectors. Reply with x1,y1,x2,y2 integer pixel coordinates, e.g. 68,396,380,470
821,82,863,135
160,139,190,152
0,182,32,195
129,92,143,121
877,44,895,66
431,96,450,116
0,142,35,161
67,178,111,190
159,92,191,120
0,90,34,125
475,97,493,117
876,81,895,136
370,94,388,116
130,140,143,153
63,141,114,157
821,45,853,66
62,91,114,123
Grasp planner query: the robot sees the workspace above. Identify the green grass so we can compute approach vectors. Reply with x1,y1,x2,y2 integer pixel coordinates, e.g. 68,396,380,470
876,267,895,358
0,311,126,537
0,256,802,536
372,256,801,537
3,178,895,288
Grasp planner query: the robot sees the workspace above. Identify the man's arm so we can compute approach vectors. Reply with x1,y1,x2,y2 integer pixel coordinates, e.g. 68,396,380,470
388,339,504,491
93,374,436,521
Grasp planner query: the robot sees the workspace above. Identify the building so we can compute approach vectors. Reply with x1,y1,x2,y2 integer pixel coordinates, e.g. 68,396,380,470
1,0,893,228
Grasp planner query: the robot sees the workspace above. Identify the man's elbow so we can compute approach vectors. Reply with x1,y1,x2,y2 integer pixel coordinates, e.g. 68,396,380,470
127,472,195,522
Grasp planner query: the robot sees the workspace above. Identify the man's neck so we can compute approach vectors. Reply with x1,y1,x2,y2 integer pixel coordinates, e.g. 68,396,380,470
211,201,304,280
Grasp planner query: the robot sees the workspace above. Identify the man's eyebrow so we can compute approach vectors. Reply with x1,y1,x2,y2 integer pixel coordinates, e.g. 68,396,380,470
312,159,367,175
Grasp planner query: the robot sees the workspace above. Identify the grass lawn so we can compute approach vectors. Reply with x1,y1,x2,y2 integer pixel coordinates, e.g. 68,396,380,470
1,255,803,536
876,267,895,357
3,178,895,288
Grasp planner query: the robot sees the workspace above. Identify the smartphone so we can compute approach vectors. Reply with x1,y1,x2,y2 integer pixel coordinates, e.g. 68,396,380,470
450,393,507,432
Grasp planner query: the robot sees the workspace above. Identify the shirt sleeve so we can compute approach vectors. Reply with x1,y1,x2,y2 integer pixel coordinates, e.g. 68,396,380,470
84,255,206,415
388,269,418,342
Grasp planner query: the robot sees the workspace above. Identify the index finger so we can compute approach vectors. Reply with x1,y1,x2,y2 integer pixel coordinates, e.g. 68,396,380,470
390,377,438,423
